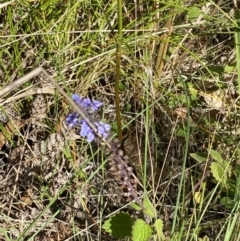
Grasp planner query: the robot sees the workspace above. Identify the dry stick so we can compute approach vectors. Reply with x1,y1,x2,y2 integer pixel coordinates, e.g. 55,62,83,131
0,67,43,98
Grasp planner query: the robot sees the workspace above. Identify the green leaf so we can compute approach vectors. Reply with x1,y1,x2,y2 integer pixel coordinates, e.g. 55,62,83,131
210,162,226,185
119,81,126,91
143,196,156,218
132,219,153,241
102,213,134,238
154,219,164,240
188,84,198,101
190,152,207,163
209,149,224,164
130,202,142,211
209,149,232,178
176,126,186,137
208,65,224,75
187,6,201,21
63,146,74,162
224,63,236,73
220,196,234,209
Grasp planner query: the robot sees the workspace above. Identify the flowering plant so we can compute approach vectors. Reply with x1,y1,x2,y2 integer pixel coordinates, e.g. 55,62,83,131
65,94,111,142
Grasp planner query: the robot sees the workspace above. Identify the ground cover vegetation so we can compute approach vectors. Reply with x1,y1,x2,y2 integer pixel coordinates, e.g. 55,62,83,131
0,0,240,240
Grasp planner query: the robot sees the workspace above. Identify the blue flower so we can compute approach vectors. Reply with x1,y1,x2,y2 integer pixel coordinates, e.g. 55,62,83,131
92,100,103,111
66,94,111,142
65,112,79,128
72,94,83,106
80,119,95,142
72,94,103,112
95,121,111,139
82,98,91,107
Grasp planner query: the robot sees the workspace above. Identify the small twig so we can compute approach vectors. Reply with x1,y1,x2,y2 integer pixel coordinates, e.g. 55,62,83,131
0,67,43,98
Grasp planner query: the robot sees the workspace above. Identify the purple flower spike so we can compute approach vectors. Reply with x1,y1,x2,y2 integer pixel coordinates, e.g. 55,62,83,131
65,94,111,142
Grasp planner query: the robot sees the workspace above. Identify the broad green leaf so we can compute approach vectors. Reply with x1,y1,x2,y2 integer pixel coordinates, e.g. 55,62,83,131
154,219,164,240
119,81,126,91
209,149,232,178
210,162,226,185
143,196,156,218
102,213,134,238
62,146,72,160
132,219,153,241
190,152,207,163
209,149,224,163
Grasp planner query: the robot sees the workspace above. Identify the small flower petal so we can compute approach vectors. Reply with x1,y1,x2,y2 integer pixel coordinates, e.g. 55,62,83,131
72,94,82,105
94,121,110,139
92,100,103,111
82,98,91,107
99,121,111,131
95,122,105,135
87,132,95,142
80,120,91,137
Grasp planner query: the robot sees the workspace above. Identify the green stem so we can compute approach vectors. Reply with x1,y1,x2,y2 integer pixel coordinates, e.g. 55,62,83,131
234,7,240,93
115,0,123,142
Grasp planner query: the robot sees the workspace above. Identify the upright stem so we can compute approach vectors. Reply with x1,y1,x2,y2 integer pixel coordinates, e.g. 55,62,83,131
234,5,240,94
115,0,123,142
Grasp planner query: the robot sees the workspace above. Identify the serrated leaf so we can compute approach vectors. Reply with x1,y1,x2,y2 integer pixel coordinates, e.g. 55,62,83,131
190,152,207,163
209,149,224,164
102,213,134,238
209,150,232,179
210,162,226,185
132,219,153,241
154,219,164,240
143,196,156,218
